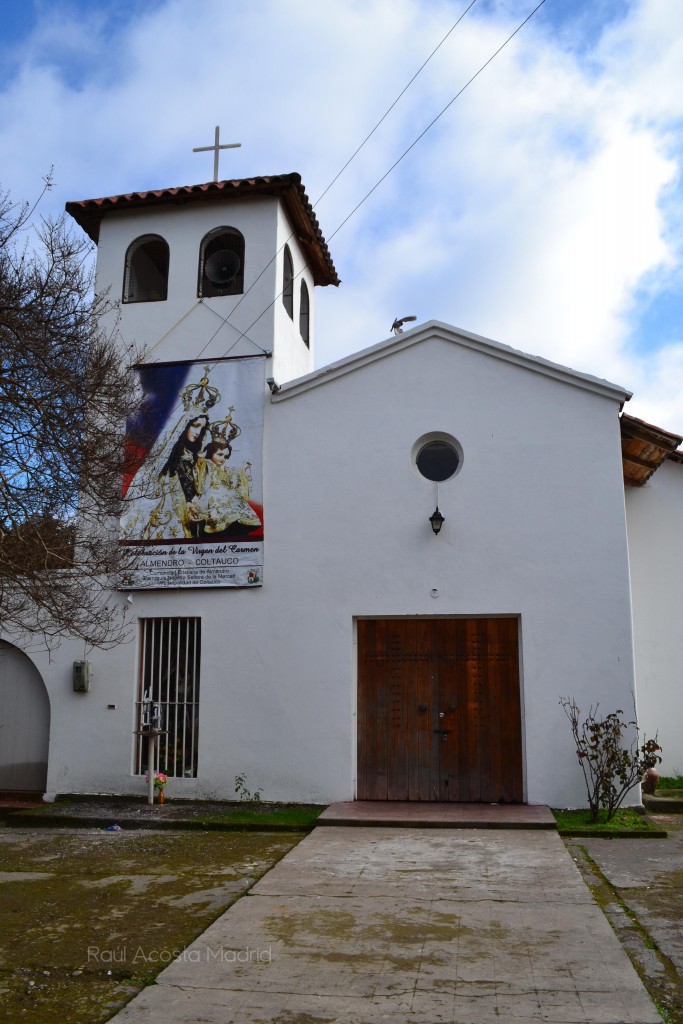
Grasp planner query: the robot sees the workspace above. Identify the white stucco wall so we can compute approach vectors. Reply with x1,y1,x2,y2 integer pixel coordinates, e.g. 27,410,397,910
626,459,683,776
10,324,638,809
273,202,316,382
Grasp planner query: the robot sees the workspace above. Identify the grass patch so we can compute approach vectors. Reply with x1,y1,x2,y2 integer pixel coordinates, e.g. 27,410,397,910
552,807,659,833
656,773,683,798
658,774,683,790
194,803,323,827
654,999,675,1024
2,799,325,831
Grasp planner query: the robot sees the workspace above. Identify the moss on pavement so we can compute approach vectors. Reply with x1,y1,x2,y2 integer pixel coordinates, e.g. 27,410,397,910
0,825,303,1024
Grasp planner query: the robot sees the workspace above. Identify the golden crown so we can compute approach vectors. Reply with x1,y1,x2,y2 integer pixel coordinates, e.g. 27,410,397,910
180,365,221,415
210,405,241,444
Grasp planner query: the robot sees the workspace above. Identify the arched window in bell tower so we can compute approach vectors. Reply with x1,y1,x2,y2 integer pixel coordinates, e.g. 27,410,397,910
198,227,245,298
123,234,169,303
282,245,294,319
299,280,310,347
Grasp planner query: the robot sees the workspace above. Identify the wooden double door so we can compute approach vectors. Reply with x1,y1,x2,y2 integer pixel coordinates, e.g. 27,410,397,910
357,618,523,802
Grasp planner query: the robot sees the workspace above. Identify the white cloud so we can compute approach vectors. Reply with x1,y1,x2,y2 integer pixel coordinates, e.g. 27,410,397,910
1,0,683,431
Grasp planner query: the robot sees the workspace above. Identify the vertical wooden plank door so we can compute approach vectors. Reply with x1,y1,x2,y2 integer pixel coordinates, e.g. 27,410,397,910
357,618,523,802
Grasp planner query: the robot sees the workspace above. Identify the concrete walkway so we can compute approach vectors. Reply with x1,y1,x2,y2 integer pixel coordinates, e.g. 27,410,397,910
111,826,659,1024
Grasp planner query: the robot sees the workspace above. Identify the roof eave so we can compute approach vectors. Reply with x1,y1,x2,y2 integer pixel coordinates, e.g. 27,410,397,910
621,413,683,486
65,174,339,287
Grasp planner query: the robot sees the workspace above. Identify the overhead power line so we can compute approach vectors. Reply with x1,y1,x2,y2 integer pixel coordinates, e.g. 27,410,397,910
328,0,549,243
312,0,482,210
190,0,482,363
220,0,548,356
196,0,548,366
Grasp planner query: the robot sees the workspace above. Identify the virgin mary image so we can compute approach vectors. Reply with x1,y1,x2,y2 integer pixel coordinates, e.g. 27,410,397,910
120,363,263,544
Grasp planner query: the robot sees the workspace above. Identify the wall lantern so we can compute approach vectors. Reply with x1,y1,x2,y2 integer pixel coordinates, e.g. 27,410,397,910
429,507,445,535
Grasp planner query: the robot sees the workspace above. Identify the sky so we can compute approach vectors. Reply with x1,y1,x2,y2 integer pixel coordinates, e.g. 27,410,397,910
1,0,683,433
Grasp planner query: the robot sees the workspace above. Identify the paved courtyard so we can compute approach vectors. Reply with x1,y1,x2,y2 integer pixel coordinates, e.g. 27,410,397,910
111,826,661,1024
4,808,683,1024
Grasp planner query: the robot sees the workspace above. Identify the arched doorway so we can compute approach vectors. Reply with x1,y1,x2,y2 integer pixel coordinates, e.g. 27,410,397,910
0,642,50,792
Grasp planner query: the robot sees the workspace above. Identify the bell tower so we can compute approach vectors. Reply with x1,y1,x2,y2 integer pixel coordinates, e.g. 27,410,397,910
66,172,339,384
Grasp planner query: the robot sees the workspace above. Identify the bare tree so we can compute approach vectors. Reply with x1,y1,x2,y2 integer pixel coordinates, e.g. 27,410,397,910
0,178,138,649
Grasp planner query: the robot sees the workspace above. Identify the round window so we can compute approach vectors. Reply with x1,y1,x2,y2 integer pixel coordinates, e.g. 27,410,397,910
415,439,460,482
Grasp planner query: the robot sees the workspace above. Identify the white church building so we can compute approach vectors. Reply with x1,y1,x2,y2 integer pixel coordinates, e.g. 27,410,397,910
1,169,681,808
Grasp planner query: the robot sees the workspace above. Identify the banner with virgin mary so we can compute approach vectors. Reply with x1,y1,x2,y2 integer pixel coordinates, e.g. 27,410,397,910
120,356,264,589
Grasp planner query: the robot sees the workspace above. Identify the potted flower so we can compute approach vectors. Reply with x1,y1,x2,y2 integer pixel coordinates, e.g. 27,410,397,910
146,771,168,804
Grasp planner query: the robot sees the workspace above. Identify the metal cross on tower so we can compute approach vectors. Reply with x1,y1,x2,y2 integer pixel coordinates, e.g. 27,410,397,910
192,126,241,182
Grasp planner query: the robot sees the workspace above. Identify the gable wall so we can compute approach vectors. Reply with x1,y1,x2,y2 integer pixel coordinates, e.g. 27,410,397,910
255,335,634,807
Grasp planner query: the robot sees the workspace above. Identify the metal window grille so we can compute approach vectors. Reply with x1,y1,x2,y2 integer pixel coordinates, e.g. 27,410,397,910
299,280,310,346
123,235,169,303
135,617,201,779
282,245,294,319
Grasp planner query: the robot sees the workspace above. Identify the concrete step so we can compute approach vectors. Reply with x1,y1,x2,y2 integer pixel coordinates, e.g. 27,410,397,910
318,801,556,829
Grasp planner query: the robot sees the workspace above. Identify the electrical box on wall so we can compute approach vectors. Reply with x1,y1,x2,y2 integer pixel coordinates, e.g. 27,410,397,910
72,661,92,692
